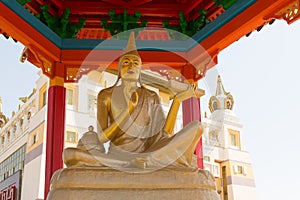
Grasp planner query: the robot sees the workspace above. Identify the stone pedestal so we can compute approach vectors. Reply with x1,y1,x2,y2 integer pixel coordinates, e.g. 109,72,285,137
47,167,220,200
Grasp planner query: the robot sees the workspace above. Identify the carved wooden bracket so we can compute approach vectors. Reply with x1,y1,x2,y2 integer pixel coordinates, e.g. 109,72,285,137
274,0,300,24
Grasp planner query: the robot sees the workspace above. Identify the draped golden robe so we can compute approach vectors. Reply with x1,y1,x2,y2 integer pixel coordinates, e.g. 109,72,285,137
64,86,202,170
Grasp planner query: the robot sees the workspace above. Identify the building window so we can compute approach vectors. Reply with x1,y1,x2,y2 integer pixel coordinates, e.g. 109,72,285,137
27,110,31,120
29,132,38,146
213,165,220,177
33,134,37,143
237,165,243,174
233,165,245,175
0,144,26,182
19,117,24,127
7,131,10,143
32,133,38,145
39,84,48,110
209,131,219,145
66,89,74,105
230,134,237,146
212,101,218,110
228,129,240,149
42,90,47,107
226,101,232,109
88,94,96,113
12,124,17,133
204,156,210,162
1,136,4,146
66,131,77,143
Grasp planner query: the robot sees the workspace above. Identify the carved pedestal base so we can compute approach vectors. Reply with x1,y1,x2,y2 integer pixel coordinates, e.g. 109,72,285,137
47,167,219,200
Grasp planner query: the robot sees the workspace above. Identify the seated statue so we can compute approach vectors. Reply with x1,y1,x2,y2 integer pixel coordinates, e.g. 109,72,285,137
63,32,203,171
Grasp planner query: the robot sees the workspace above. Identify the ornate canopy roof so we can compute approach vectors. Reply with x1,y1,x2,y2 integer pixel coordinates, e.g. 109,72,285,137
22,0,227,39
0,0,299,83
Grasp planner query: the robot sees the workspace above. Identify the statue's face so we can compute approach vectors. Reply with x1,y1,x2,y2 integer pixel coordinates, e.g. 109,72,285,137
119,54,141,81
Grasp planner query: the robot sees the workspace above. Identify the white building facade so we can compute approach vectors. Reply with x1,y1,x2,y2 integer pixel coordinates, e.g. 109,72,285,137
201,75,258,200
0,71,256,200
0,70,181,200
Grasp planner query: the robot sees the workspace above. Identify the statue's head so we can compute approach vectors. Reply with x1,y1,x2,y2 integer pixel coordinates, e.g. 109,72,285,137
118,32,141,82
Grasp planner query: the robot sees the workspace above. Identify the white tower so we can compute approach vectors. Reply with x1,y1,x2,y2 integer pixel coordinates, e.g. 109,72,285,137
202,75,258,200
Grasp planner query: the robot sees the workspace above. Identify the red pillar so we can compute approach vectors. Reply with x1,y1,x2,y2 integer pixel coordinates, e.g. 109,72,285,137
44,83,66,199
182,97,203,169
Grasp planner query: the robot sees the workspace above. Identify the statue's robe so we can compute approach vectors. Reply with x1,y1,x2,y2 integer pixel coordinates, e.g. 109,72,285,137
64,87,202,170
109,87,167,153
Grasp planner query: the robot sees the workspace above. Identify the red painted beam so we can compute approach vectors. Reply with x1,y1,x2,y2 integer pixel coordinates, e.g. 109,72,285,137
184,0,205,15
61,49,187,67
49,0,64,11
68,15,180,27
102,0,153,7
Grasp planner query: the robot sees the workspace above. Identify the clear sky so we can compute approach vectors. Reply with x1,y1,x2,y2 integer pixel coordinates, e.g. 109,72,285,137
1,19,300,200
201,19,300,200
0,37,39,116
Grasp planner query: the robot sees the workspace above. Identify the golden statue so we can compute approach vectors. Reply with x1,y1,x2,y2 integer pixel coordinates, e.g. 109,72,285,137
48,33,219,200
63,32,203,170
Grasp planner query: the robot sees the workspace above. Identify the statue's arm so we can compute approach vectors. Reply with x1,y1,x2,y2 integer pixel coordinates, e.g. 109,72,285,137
97,90,138,143
164,97,181,135
97,91,109,134
164,85,198,135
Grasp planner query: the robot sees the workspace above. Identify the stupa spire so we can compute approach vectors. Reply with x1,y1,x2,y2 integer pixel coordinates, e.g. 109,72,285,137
209,75,234,113
215,75,226,96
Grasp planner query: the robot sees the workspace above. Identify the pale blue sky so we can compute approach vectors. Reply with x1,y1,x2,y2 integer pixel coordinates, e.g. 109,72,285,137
1,19,300,200
0,37,39,116
201,20,300,200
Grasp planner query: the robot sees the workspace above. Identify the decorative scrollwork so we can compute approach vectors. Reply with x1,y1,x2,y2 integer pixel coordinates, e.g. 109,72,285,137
275,0,300,24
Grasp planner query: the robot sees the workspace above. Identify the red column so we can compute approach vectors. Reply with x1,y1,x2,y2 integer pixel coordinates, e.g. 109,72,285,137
182,97,203,169
44,84,66,199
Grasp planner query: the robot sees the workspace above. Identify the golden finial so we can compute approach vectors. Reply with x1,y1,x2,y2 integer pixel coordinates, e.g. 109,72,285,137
217,75,221,83
215,75,226,96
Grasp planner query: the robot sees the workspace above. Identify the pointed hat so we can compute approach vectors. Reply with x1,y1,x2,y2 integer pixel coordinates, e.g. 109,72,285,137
122,32,140,57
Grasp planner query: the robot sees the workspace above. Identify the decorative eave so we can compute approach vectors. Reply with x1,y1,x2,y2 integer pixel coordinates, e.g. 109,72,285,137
0,0,299,83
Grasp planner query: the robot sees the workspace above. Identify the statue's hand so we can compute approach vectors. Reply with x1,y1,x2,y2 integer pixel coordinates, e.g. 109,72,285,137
175,84,198,101
128,91,138,111
98,89,138,143
123,85,139,111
